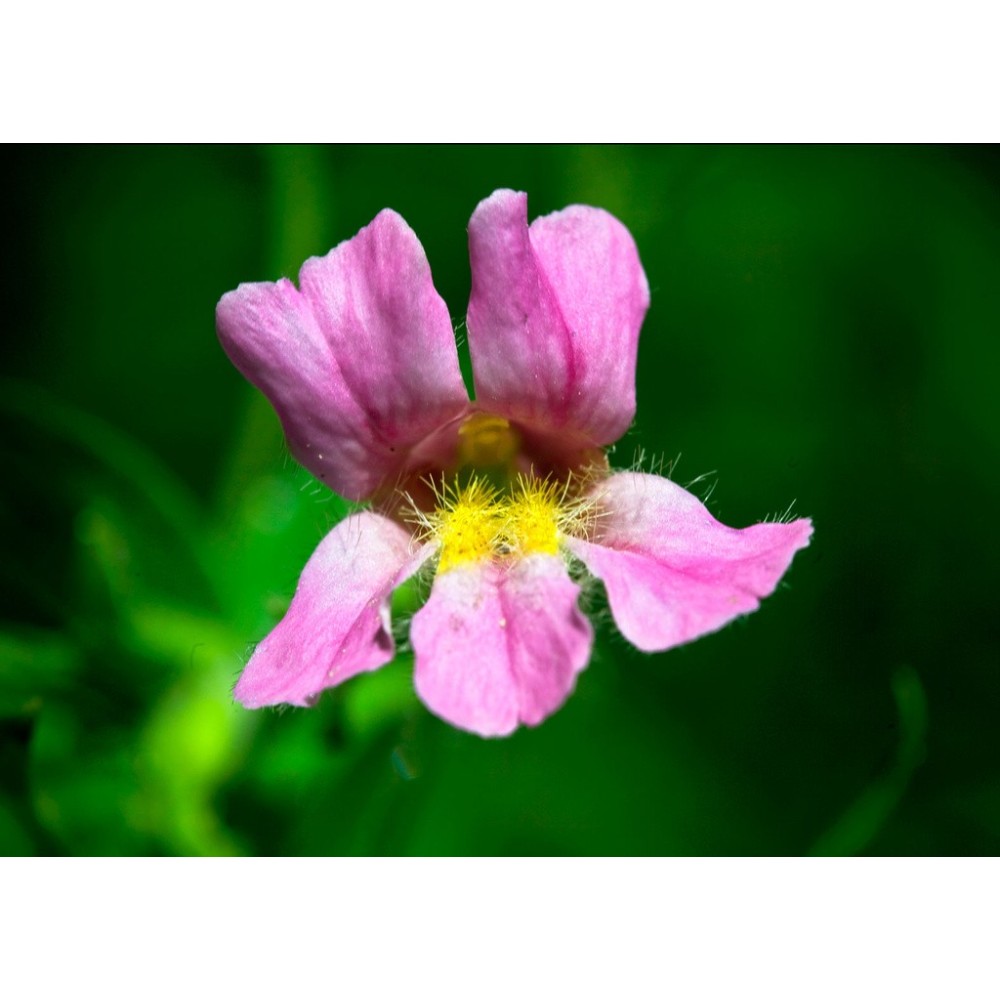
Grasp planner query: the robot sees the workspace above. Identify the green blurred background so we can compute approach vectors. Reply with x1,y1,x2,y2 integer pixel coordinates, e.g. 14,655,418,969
1,145,997,855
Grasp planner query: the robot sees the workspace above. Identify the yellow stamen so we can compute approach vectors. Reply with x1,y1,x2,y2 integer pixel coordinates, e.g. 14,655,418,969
428,476,503,574
502,476,563,557
412,471,599,574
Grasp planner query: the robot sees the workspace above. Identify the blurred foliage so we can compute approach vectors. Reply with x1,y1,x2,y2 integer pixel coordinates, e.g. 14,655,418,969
1,145,997,855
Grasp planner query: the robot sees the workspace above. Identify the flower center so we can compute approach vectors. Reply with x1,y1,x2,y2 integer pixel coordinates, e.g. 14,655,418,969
402,411,603,572
430,475,569,573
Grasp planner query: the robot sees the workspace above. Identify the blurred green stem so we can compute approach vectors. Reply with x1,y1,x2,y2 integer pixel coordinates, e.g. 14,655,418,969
213,145,335,512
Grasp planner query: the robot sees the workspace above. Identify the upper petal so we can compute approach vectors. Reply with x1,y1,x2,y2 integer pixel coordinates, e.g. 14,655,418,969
466,189,649,447
233,512,432,708
410,555,593,737
217,209,470,502
565,472,813,652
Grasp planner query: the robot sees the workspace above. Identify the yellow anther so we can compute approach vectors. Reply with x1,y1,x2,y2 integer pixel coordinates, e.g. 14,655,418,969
503,477,563,556
431,477,503,574
412,471,599,575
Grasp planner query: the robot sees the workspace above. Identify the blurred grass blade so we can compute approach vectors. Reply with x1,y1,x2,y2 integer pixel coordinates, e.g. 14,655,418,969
809,666,928,856
0,378,219,602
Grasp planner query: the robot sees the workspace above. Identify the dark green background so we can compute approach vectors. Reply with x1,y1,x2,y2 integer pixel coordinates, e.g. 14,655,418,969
2,145,997,855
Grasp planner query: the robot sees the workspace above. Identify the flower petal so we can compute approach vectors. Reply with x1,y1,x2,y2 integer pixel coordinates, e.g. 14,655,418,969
217,209,469,502
233,512,432,708
467,189,649,446
565,473,813,652
410,555,593,737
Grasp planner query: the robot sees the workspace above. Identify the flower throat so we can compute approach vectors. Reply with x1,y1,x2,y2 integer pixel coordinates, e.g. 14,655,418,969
414,412,596,573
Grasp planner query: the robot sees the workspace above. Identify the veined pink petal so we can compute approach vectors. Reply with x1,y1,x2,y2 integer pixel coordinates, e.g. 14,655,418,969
565,473,813,652
410,555,593,737
217,210,469,502
467,189,649,447
233,512,433,709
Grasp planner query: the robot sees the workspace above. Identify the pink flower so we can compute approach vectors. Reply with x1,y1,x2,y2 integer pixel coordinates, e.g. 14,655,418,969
216,189,812,737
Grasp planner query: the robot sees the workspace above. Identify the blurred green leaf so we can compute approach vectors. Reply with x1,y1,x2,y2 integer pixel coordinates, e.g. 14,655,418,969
0,627,80,718
136,666,250,857
211,469,350,635
341,656,420,742
0,793,35,855
30,704,153,855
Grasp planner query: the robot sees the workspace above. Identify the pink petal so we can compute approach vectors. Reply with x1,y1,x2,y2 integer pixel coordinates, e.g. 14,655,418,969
410,555,593,737
466,189,649,447
217,209,469,502
233,512,432,708
565,473,813,652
